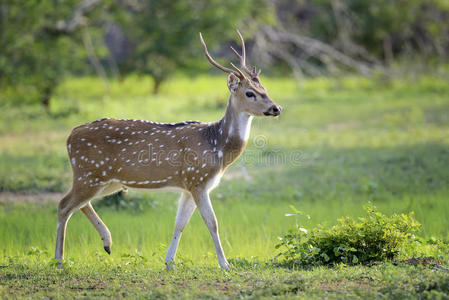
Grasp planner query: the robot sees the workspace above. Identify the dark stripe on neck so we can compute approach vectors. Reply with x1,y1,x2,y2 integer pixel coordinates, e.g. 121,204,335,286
161,121,201,127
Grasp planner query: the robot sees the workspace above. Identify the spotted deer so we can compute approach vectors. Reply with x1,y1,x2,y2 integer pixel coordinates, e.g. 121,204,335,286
55,30,282,270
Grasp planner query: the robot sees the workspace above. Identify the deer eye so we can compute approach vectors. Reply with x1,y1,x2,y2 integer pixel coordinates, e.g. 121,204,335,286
245,91,256,99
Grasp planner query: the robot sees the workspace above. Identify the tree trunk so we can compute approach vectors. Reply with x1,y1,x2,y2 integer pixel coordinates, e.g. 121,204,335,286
41,85,52,112
383,36,393,65
152,77,163,95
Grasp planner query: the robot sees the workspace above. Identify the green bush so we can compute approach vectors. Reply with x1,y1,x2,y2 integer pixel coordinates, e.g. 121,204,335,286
275,205,421,267
97,191,158,212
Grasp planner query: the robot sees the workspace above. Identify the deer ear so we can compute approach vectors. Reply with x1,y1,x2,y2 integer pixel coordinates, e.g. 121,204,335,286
227,73,240,94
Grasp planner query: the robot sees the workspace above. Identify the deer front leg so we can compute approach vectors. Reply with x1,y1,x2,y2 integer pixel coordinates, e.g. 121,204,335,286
80,202,112,254
165,192,196,270
192,190,230,270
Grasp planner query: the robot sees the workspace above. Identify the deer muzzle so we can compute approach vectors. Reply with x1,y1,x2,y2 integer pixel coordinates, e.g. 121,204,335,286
264,105,282,116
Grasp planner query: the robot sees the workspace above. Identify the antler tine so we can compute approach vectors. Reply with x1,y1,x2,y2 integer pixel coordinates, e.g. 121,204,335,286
252,66,261,76
199,32,242,78
230,62,248,80
253,66,261,76
231,30,253,76
236,30,246,66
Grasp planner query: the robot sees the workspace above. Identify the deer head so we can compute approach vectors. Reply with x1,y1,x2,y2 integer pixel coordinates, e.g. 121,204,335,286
200,30,282,117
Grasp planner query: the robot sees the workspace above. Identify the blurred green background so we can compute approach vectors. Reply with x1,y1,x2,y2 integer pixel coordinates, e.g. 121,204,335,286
2,0,449,105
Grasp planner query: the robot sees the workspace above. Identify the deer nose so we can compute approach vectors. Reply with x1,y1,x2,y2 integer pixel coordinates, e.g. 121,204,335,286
264,105,282,116
271,105,281,116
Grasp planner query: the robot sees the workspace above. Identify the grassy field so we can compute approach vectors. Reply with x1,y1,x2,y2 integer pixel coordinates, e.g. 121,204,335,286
1,74,449,298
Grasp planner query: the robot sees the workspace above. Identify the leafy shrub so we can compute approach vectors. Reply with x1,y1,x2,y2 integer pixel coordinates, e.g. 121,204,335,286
97,191,158,212
275,205,421,267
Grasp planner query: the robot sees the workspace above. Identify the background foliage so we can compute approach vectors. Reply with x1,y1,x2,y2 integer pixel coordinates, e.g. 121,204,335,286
1,0,448,106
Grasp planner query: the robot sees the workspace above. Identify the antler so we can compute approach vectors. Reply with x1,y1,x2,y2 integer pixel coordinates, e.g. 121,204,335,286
230,30,261,78
230,30,253,77
200,30,261,79
199,32,245,79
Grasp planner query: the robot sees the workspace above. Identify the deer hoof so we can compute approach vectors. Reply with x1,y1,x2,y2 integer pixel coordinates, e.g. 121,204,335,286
104,246,111,255
166,262,175,271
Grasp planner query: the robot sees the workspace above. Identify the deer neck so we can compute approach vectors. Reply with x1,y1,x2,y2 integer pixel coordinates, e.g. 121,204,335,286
222,96,253,143
211,96,253,168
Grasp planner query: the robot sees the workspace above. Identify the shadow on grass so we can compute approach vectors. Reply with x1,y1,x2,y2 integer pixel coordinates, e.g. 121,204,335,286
243,142,449,202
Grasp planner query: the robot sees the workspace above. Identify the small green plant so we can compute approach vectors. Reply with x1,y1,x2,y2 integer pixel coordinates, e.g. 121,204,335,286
275,205,422,267
121,250,147,266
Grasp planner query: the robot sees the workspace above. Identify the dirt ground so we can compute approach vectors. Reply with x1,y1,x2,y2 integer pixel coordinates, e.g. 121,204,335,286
0,192,64,204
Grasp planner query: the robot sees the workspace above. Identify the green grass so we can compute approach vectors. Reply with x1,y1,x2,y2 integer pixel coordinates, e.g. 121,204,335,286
1,74,449,298
2,254,449,298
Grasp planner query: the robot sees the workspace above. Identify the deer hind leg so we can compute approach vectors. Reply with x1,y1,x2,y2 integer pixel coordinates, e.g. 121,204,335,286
165,191,196,270
54,184,104,265
192,190,230,270
55,192,71,264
